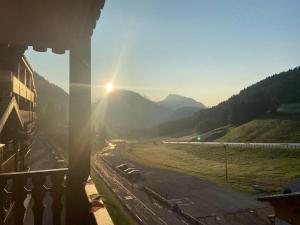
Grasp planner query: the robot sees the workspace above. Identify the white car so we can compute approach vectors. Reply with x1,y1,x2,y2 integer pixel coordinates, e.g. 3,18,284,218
126,169,140,175
123,167,136,173
116,164,129,170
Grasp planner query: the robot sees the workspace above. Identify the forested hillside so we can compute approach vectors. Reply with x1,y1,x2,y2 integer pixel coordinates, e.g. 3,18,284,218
34,72,68,131
135,67,300,138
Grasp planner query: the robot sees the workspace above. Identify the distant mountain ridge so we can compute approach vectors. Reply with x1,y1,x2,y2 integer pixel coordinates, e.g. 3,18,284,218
33,73,206,137
170,106,202,120
33,66,300,141
140,66,300,138
158,94,206,111
93,90,205,137
93,90,171,133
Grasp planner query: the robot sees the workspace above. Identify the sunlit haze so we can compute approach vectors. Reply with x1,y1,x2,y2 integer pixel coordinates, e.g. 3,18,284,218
26,0,300,106
105,82,114,93
1,1,300,224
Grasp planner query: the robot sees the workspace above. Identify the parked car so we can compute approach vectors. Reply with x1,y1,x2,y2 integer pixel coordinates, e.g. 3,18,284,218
123,167,137,173
126,169,140,175
116,163,129,170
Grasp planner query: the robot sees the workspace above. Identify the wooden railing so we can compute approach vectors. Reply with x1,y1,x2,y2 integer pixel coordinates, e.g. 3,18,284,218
0,168,67,225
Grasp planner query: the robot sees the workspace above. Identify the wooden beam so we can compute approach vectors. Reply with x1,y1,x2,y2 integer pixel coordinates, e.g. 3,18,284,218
12,76,35,102
67,36,91,225
0,0,105,52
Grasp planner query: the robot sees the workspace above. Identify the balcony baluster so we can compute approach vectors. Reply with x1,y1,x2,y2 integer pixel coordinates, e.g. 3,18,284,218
0,168,67,225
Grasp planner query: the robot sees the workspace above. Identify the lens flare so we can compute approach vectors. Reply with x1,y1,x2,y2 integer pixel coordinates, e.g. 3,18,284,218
105,82,114,92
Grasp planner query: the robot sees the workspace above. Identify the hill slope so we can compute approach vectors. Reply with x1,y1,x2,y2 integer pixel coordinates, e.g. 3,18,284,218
93,90,206,137
195,67,300,133
158,94,205,111
218,103,300,143
142,66,300,138
170,106,201,120
93,90,172,136
34,72,68,130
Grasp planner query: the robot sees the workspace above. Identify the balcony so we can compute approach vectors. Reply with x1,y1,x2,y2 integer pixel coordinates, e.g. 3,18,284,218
0,163,113,225
0,168,67,225
0,1,107,225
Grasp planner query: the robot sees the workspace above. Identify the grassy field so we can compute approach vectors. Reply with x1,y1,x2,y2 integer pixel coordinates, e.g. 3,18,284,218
91,169,139,225
277,103,300,114
217,103,300,143
217,118,300,143
124,143,300,193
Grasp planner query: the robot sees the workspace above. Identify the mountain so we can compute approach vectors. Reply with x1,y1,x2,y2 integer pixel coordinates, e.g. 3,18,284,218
34,72,68,109
138,66,300,138
33,72,68,130
93,90,172,137
170,106,201,120
158,94,205,111
93,90,206,137
33,72,204,138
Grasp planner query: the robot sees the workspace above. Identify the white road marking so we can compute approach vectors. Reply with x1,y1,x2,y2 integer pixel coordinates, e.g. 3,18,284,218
111,174,156,216
159,218,168,225
125,195,133,200
169,197,194,206
181,219,189,225
136,214,143,222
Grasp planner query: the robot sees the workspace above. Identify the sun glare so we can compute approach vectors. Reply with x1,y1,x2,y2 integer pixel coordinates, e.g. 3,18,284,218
105,82,114,92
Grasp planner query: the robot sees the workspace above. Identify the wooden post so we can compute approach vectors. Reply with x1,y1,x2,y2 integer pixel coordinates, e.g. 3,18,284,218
67,36,91,225
224,145,228,182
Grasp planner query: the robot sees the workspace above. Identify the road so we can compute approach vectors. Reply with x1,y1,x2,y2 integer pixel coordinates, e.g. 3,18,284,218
163,141,300,149
93,152,193,225
29,133,62,170
101,144,273,225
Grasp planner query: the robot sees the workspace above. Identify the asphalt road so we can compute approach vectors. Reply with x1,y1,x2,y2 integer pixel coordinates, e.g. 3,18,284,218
101,144,273,225
29,133,61,170
93,153,192,225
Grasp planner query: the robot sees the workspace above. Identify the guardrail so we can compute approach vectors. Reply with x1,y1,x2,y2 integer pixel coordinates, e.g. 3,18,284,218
163,141,300,149
92,166,138,224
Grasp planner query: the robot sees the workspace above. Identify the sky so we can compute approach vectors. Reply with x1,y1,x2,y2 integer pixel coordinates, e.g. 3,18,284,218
26,0,300,107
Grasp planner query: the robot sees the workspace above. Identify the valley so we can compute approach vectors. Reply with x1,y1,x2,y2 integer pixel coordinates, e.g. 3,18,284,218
120,143,300,194
33,63,300,225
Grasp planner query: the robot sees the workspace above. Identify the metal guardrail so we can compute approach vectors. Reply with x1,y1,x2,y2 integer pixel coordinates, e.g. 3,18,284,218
163,141,300,149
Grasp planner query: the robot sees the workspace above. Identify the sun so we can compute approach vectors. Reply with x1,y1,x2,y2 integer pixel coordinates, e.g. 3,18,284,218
105,82,114,92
